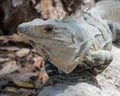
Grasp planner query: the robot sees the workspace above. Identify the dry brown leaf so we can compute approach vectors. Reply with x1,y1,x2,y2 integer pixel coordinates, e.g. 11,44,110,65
38,68,49,84
34,57,43,69
0,47,20,52
15,48,30,57
0,58,10,63
0,34,25,43
35,0,65,19
18,64,35,72
8,72,38,82
3,87,18,93
0,62,19,75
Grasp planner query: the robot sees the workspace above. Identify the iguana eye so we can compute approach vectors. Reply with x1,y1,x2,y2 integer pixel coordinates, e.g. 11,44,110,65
44,25,53,32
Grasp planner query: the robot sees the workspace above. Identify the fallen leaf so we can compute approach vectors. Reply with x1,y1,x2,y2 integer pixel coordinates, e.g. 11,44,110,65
8,72,38,82
0,62,19,76
12,79,33,88
0,34,25,43
38,67,49,84
18,64,35,72
0,46,20,52
3,87,18,93
15,48,30,57
7,53,16,58
0,58,10,63
34,57,43,69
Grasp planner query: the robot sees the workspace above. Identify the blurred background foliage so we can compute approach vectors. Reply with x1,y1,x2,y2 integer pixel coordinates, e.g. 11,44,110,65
0,0,98,35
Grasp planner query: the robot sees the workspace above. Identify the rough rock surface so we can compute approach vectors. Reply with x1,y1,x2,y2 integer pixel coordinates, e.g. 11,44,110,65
38,46,120,96
97,45,120,96
38,82,106,96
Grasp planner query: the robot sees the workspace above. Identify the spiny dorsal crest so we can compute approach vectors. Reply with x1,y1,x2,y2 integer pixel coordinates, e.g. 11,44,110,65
62,11,85,23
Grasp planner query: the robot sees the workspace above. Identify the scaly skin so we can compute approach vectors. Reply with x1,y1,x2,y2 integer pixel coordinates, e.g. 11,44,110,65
89,0,120,22
17,11,113,76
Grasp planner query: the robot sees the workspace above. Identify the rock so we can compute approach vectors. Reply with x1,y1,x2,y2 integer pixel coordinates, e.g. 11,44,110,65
38,46,120,96
0,61,19,75
38,82,106,96
96,46,120,96
15,48,30,57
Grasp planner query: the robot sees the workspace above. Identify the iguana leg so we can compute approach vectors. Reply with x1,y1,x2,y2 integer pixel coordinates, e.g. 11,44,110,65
84,50,113,76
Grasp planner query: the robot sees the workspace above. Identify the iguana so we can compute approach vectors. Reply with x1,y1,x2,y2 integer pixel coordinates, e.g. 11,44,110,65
17,0,120,77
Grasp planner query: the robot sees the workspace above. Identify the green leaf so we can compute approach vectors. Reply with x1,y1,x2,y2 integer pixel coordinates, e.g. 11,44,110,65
13,79,33,88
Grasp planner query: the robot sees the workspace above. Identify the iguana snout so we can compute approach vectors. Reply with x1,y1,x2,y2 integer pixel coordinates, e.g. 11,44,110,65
17,19,75,44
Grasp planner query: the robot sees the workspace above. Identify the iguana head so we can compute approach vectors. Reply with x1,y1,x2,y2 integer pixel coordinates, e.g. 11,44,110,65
17,19,80,73
18,19,76,43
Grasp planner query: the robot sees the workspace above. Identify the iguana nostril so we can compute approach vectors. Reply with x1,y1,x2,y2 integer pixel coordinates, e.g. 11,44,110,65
17,24,27,33
44,26,53,32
